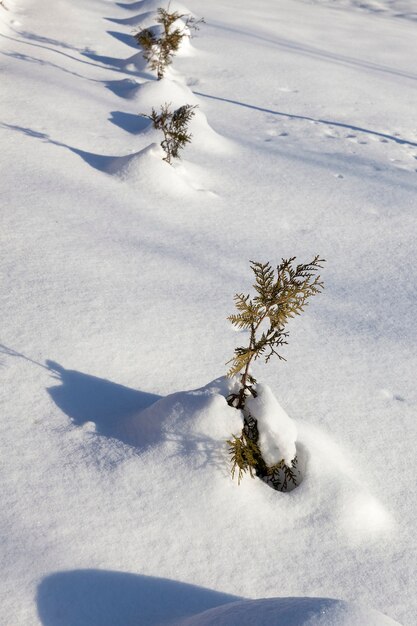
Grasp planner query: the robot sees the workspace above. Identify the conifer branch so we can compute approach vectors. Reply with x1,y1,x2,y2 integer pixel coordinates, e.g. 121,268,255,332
227,256,324,391
226,256,324,492
142,103,197,163
134,7,204,79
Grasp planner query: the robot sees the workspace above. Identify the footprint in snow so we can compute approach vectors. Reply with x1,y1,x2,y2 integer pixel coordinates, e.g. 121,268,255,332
344,134,368,144
186,77,200,87
380,389,405,402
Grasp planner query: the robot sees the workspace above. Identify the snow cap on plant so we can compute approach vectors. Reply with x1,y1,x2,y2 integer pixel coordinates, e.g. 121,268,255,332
134,7,204,80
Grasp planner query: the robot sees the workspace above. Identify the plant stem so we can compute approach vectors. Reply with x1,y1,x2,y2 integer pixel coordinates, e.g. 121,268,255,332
238,310,267,407
238,306,271,407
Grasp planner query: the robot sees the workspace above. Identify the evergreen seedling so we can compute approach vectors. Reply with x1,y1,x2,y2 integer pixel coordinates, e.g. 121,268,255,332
143,102,197,164
226,256,324,490
134,7,204,80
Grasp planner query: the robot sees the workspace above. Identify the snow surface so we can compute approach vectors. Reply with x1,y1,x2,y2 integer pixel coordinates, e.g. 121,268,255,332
1,0,417,624
177,597,404,626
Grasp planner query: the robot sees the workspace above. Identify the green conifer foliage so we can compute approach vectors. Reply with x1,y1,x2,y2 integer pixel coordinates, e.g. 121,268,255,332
143,102,197,164
226,256,325,491
134,8,204,80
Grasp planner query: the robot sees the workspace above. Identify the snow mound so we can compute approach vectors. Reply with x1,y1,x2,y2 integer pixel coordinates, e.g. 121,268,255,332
105,141,161,174
298,422,394,543
134,76,200,110
246,383,297,466
105,142,217,196
123,377,393,544
191,109,234,154
124,377,242,451
133,79,233,154
176,597,403,626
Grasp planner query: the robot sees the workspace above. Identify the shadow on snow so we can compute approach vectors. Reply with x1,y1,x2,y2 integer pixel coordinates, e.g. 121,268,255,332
0,123,127,172
36,570,370,626
0,345,161,445
106,29,138,49
207,22,417,82
37,569,240,626
194,90,417,148
45,360,160,442
116,0,148,10
109,110,151,134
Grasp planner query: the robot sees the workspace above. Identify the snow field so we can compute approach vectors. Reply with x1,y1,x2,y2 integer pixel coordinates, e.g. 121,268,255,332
1,0,416,624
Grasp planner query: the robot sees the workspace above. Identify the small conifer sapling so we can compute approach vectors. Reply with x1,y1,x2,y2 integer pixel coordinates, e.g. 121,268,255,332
226,256,324,491
134,7,204,80
143,102,197,164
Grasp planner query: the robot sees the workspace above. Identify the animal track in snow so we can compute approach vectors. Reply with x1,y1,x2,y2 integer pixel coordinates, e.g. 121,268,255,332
380,389,405,402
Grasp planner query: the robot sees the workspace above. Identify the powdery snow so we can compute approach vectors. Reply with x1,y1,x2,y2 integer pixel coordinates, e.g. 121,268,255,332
1,0,416,624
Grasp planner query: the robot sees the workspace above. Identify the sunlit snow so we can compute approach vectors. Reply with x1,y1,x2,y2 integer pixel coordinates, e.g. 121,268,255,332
1,0,416,624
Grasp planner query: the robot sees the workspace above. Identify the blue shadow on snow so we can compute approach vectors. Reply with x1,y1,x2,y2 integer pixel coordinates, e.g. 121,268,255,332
107,30,138,49
46,360,160,442
104,78,140,98
37,570,369,626
109,110,151,134
37,569,240,626
0,123,126,172
116,1,146,10
194,91,417,148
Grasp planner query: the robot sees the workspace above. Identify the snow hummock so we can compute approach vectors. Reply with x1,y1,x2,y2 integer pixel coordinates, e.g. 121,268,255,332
177,597,403,626
105,141,196,191
132,75,233,154
246,383,297,466
133,75,200,110
104,141,218,196
125,376,242,449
